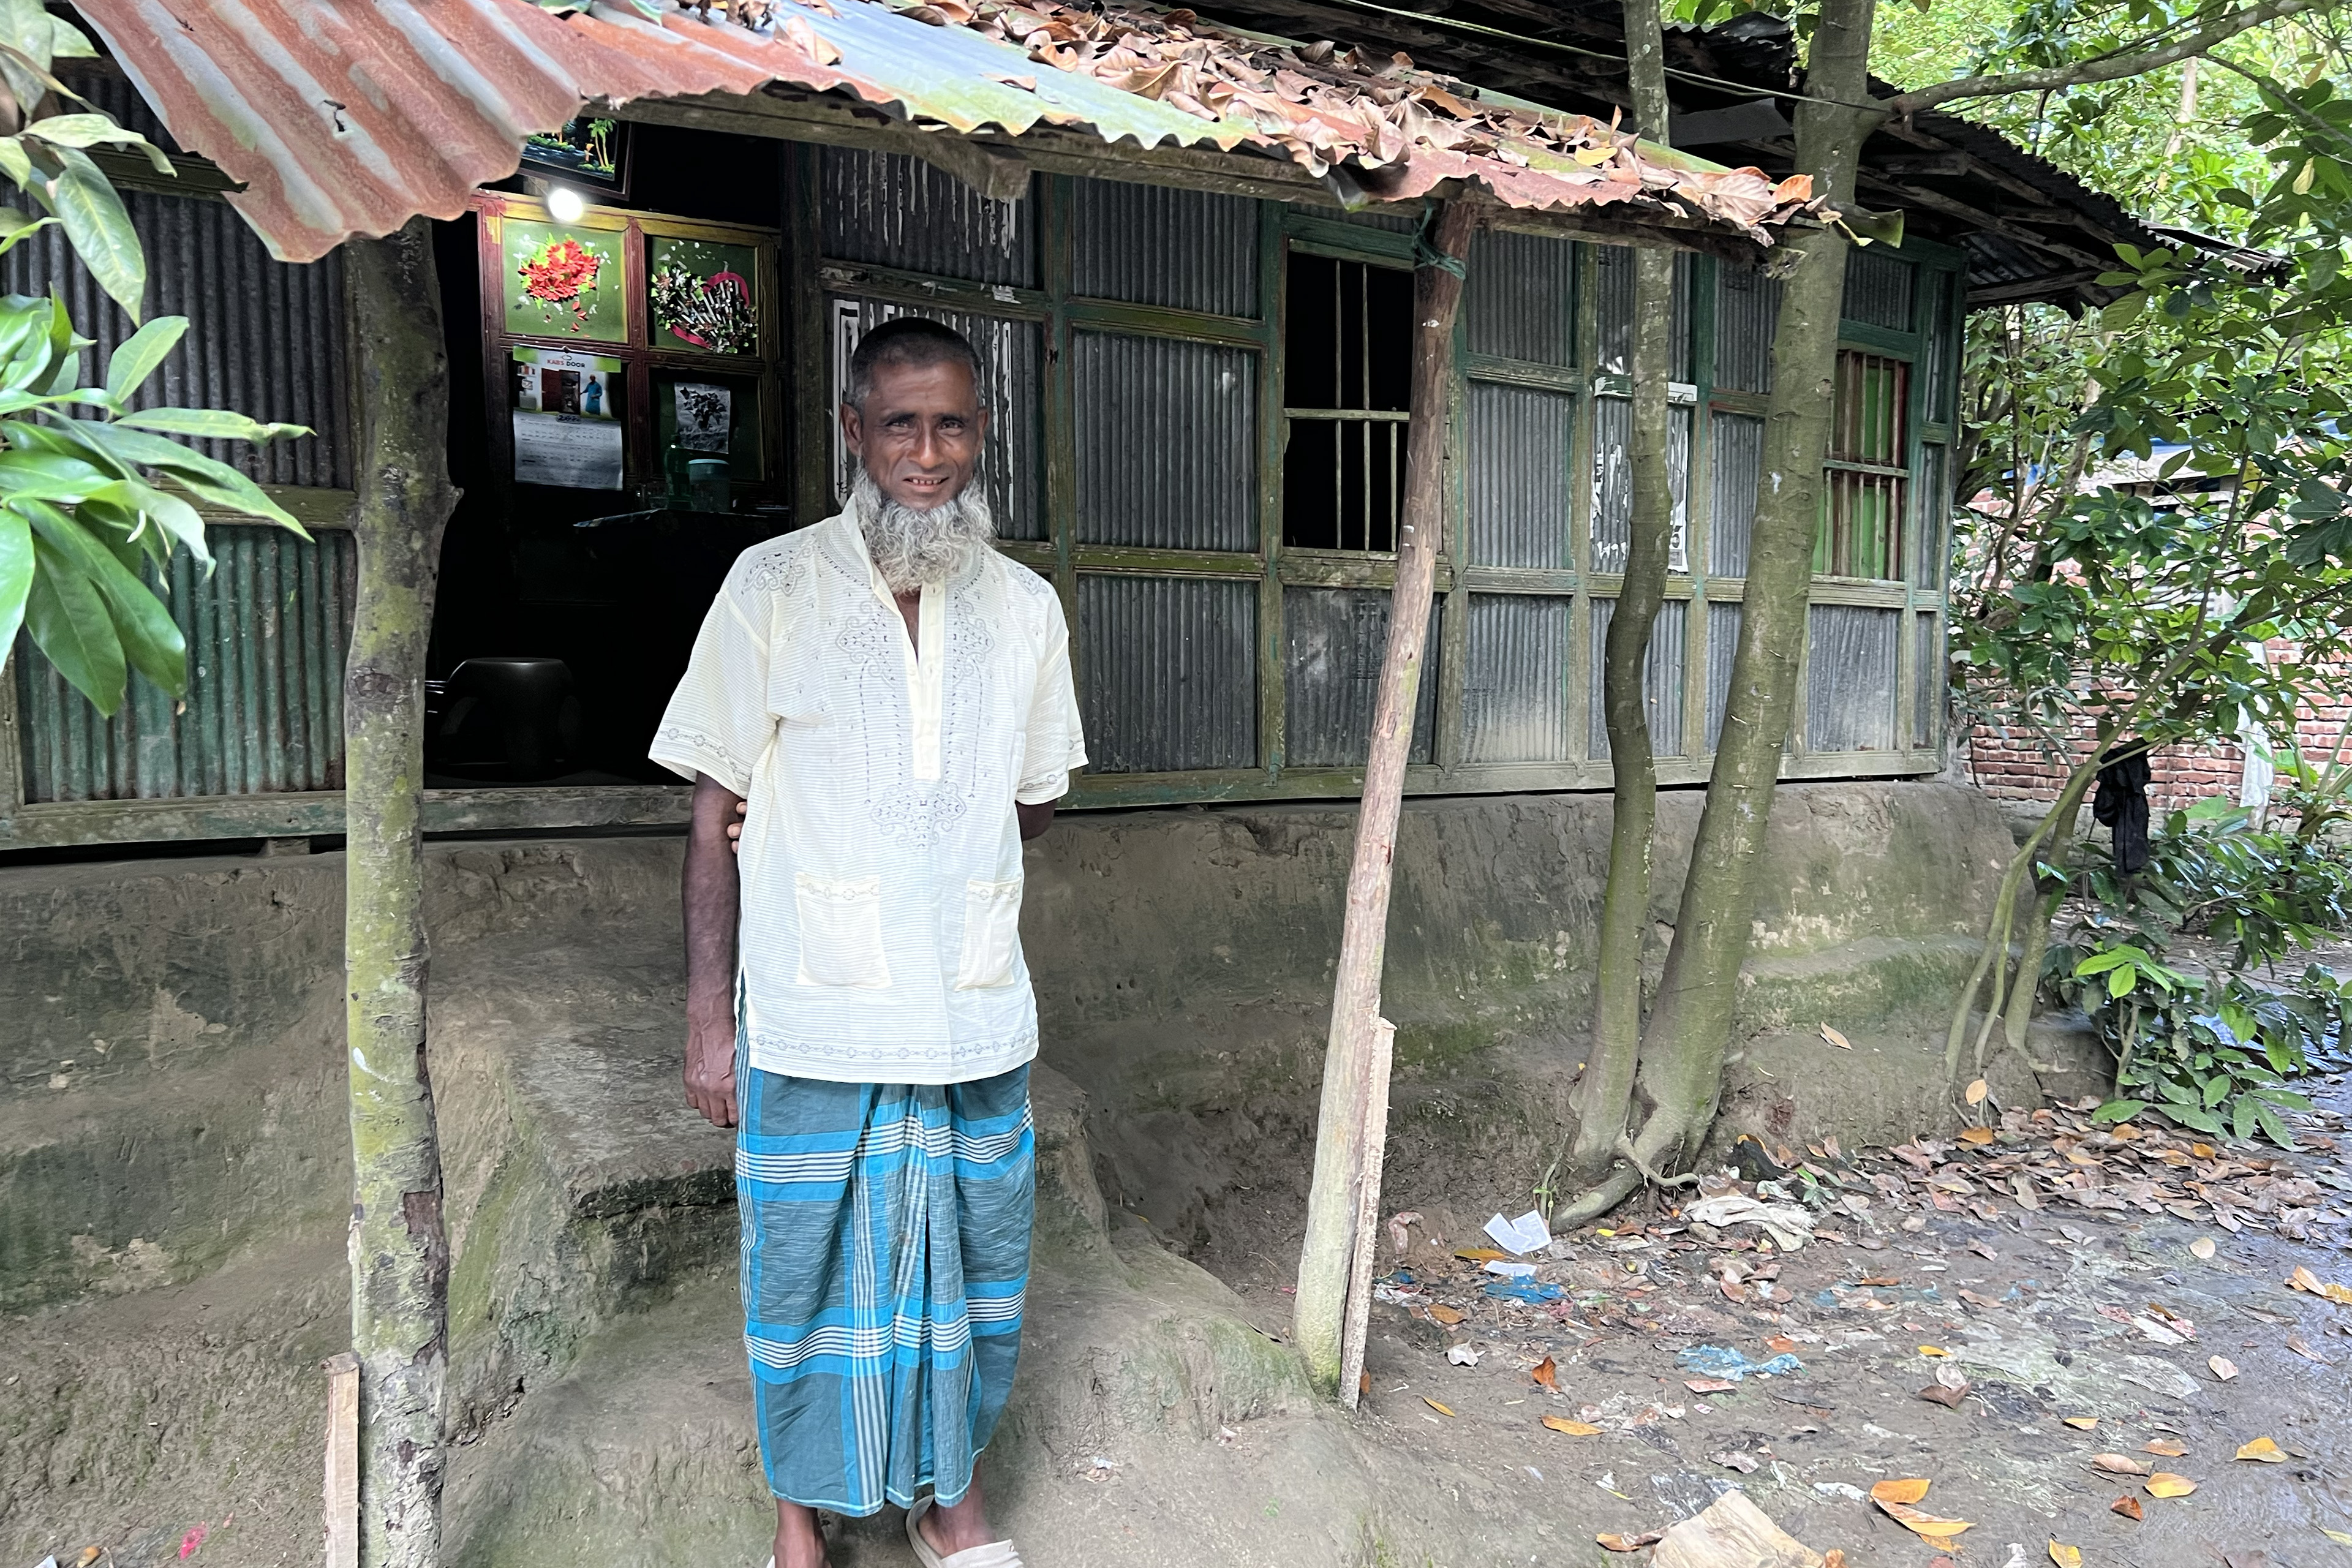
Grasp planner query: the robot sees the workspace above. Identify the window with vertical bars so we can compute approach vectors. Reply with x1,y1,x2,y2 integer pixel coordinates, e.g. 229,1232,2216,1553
1281,251,1413,551
1817,351,1909,580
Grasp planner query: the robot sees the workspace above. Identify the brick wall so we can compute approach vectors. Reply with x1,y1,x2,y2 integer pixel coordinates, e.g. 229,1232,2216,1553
1959,643,2350,811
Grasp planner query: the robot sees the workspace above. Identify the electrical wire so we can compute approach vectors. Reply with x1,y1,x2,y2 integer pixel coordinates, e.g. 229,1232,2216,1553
1282,0,1888,112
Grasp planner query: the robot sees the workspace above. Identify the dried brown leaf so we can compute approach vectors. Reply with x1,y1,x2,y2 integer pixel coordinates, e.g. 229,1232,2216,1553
1871,1477,1932,1505
2209,1355,2239,1382
1542,1415,1600,1435
2236,1436,2286,1463
2112,1495,2144,1520
1531,1356,1558,1388
2089,1453,2149,1476
1820,1024,1853,1049
2145,1472,2198,1497
1423,1397,1455,1417
2143,1438,2189,1457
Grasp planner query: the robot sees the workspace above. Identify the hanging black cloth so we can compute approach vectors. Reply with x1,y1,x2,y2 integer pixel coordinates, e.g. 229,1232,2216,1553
2093,744,2152,875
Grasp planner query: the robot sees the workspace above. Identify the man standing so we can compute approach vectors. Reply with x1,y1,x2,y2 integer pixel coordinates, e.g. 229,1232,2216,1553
652,317,1084,1568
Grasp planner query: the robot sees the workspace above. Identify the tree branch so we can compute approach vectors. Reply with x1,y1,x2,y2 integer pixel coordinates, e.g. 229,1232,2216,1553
1885,0,2318,116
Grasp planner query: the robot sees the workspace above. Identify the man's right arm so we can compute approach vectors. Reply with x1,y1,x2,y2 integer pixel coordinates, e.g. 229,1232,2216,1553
684,772,744,1128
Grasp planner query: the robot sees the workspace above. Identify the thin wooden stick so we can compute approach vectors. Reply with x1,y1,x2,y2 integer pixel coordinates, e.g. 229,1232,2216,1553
1338,1016,1396,1410
323,1351,360,1568
1291,198,1477,1395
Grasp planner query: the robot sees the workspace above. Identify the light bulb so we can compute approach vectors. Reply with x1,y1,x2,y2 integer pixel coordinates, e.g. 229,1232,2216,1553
546,186,586,224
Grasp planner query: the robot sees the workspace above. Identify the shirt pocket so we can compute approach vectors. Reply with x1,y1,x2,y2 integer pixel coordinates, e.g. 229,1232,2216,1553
794,873,891,989
952,877,1025,990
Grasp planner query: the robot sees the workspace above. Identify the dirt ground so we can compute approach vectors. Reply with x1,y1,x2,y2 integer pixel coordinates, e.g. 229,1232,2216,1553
1185,1050,2352,1567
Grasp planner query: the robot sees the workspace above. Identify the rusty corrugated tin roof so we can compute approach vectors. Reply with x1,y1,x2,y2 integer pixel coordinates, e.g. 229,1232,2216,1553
74,0,1817,264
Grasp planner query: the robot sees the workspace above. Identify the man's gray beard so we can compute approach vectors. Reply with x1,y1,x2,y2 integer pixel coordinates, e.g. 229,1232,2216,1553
853,470,994,593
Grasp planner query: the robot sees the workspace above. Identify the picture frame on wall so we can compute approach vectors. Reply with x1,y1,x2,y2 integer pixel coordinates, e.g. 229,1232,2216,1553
519,116,631,197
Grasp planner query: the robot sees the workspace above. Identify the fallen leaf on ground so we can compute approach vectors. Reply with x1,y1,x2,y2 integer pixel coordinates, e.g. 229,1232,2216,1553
1712,1449,1762,1473
2322,1528,2352,1547
1428,1304,1464,1326
2209,1355,2239,1381
1875,1498,1973,1542
1965,1078,1989,1105
1821,1024,1853,1049
2143,1439,2189,1457
2287,1335,2334,1365
1595,1531,1663,1553
1766,1335,1798,1353
2190,1237,2217,1261
1959,1125,1998,1146
2051,1543,2082,1567
1685,1378,1737,1393
1871,1477,1932,1505
2062,1416,2100,1430
1541,1415,1600,1435
2146,1473,2198,1497
2288,1265,2352,1305
2113,1496,2144,1520
1918,1345,1950,1357
1423,1397,1455,1417
1825,1553,1847,1568
2090,1453,2148,1476
2236,1436,2286,1463
1917,1382,1969,1408
1531,1355,1557,1387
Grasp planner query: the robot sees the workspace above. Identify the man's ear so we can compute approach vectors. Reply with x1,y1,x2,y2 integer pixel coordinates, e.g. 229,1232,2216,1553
839,401,862,451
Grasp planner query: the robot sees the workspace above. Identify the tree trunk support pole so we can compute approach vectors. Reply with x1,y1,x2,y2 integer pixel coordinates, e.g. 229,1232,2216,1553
342,216,461,1568
1294,198,1477,1396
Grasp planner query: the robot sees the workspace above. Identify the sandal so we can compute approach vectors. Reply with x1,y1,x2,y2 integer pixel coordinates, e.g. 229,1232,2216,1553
904,1498,1024,1568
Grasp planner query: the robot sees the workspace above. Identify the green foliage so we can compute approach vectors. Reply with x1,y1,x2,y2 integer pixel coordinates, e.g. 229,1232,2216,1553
2048,803,2352,1147
0,0,306,715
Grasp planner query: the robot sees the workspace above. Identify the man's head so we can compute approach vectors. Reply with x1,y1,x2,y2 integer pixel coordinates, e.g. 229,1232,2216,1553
841,318,995,592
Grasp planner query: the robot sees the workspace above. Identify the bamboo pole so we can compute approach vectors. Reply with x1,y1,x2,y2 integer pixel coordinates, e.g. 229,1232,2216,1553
323,1351,360,1568
1293,200,1476,1396
342,217,461,1568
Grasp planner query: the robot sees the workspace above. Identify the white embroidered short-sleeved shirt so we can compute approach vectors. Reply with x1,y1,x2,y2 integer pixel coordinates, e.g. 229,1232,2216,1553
650,511,1086,1085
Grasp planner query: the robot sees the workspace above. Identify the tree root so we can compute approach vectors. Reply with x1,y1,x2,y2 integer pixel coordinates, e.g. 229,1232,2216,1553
1616,1133,1703,1191
1549,1163,1643,1229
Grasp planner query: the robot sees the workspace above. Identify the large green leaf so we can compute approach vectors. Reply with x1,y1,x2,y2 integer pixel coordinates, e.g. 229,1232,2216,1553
58,418,301,527
39,147,143,319
23,531,122,713
102,315,187,407
118,407,309,443
89,477,210,568
0,205,53,257
0,503,26,653
23,497,184,696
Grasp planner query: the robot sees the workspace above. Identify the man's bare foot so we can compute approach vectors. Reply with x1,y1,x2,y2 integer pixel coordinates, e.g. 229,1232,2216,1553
772,1500,828,1568
919,1472,1000,1557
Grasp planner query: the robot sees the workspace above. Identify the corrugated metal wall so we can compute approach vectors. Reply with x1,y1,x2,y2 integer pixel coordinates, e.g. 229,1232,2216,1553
1912,441,1948,590
1072,331,1255,549
15,524,355,802
1913,612,1941,748
1589,399,1690,573
1461,593,1570,763
1710,410,1762,578
1921,270,1955,423
0,191,350,488
1714,264,1779,394
1070,178,1256,315
1464,228,1575,366
1705,600,1741,752
1077,575,1257,771
1842,248,1915,332
1591,246,1694,378
821,148,1035,285
1586,595,1686,759
1806,604,1900,752
1283,587,1437,766
834,297,1045,540
1466,381,1573,568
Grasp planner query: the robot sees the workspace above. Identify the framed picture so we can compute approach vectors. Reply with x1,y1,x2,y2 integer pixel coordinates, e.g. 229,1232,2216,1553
647,235,761,356
519,116,630,196
502,217,628,345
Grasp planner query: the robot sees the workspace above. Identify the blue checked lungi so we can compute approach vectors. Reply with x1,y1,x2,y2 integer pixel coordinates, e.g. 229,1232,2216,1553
734,1057,1035,1515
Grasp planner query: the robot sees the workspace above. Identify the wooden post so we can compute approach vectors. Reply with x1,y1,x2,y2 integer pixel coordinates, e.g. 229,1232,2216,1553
342,216,461,1568
1293,199,1477,1395
323,1351,361,1568
1337,1016,1395,1409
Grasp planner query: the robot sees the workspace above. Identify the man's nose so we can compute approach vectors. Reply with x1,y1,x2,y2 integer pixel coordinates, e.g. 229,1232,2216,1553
910,424,945,469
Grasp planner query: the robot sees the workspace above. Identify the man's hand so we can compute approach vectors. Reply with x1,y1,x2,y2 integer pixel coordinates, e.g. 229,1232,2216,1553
727,797,747,853
685,774,745,1128
685,1006,738,1128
